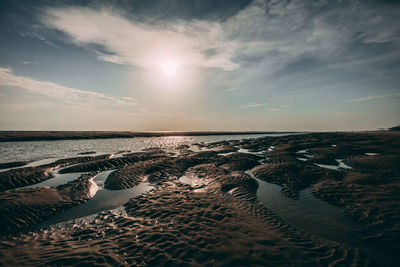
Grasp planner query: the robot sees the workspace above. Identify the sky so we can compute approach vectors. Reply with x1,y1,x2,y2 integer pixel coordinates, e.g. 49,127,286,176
0,0,399,131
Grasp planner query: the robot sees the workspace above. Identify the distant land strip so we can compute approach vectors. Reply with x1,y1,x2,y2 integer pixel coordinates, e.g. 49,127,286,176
0,131,298,142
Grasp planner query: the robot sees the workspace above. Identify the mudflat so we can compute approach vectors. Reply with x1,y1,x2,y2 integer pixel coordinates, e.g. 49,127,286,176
0,132,398,266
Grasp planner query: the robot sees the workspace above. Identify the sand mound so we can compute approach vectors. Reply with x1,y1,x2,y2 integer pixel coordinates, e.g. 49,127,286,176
105,151,221,190
250,161,343,198
218,152,262,171
0,155,110,191
59,151,164,174
345,155,400,177
213,145,238,153
0,173,98,234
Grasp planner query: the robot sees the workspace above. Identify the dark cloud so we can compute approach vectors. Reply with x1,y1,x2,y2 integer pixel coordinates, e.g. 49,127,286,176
0,0,254,23
112,0,254,21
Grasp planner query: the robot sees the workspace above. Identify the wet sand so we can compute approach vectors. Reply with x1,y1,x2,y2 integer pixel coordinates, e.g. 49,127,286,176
0,132,399,265
0,172,98,234
0,155,110,191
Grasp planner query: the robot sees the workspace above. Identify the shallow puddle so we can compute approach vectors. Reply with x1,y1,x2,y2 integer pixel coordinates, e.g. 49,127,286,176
315,159,352,171
254,177,363,246
41,171,153,226
237,148,265,155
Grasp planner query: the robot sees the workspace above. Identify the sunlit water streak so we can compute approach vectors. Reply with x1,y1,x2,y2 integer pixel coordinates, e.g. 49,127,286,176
315,159,353,171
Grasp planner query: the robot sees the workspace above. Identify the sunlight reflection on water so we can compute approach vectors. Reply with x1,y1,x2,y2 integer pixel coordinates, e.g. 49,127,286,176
0,133,295,163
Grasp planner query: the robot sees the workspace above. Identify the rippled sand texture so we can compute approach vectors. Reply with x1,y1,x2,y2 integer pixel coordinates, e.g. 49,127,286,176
0,132,399,266
0,182,370,266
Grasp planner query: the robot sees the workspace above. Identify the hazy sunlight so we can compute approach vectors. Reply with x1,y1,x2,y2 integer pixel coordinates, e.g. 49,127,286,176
161,60,179,77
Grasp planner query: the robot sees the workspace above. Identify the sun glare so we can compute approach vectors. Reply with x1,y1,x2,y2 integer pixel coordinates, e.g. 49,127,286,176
161,60,179,76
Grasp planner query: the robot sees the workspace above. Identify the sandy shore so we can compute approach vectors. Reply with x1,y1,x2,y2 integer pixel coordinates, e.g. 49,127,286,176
0,132,399,265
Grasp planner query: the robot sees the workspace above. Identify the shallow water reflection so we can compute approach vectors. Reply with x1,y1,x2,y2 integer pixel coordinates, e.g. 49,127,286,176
41,171,153,226
255,177,363,245
26,171,87,188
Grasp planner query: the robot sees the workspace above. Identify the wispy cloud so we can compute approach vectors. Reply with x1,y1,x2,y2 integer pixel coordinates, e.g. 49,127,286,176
346,93,400,102
21,61,38,65
240,102,267,109
19,31,57,47
240,102,290,111
0,67,137,108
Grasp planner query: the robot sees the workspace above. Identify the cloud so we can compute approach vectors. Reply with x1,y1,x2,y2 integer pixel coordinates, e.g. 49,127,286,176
42,6,239,71
19,31,57,47
95,51,128,65
21,61,38,65
0,67,137,108
346,93,400,102
40,0,400,79
240,103,289,111
240,102,267,109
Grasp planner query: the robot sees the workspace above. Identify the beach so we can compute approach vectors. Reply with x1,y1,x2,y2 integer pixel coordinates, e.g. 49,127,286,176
0,132,399,266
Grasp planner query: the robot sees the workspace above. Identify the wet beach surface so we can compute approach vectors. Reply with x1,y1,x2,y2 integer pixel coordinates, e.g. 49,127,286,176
0,132,399,266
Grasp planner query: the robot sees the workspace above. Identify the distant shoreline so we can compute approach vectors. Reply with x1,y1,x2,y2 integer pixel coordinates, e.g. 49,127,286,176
0,131,299,142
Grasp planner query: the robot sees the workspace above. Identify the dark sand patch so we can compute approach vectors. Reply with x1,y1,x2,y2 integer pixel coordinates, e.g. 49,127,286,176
344,154,400,178
217,152,262,171
77,151,97,155
0,161,29,170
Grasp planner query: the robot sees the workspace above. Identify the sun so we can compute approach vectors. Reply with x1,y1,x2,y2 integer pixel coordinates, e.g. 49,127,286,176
161,60,179,76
